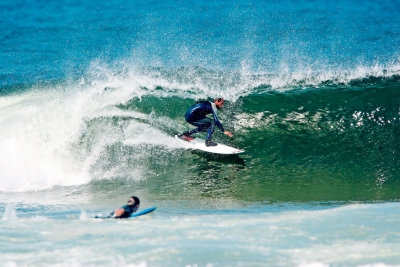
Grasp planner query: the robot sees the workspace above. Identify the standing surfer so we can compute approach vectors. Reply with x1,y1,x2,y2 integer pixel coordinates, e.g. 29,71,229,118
178,98,233,146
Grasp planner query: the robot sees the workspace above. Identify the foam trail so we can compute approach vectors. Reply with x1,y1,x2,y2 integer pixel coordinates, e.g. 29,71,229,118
122,121,188,149
79,210,89,221
2,203,17,220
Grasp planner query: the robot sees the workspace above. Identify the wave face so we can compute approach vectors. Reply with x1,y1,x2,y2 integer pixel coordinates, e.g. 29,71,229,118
0,64,399,203
0,0,400,202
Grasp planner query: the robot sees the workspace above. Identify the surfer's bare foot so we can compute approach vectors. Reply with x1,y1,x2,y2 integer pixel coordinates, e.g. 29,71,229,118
178,134,194,141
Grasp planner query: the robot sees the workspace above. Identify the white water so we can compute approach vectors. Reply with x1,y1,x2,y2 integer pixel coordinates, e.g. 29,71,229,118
0,202,399,267
0,68,188,192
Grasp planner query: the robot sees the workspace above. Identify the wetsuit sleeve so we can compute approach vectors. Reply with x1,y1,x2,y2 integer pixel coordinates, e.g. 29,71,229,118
117,205,133,218
123,205,134,214
211,108,225,132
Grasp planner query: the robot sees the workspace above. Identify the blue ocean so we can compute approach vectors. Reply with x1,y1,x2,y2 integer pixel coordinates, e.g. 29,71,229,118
1,0,400,266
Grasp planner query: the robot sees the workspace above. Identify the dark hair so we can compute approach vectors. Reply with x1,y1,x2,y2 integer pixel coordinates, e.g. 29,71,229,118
131,196,140,206
215,98,223,102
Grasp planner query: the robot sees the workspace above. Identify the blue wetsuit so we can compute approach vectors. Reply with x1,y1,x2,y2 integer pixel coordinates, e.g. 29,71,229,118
184,101,225,140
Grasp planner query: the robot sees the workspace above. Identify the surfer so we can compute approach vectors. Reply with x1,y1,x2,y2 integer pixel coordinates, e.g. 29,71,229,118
178,98,233,146
109,196,140,219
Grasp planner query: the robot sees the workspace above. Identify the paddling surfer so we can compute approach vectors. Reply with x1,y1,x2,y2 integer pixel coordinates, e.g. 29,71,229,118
110,196,140,219
178,98,233,146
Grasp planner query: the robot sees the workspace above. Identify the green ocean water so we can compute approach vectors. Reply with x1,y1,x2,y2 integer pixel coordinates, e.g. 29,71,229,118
98,75,398,204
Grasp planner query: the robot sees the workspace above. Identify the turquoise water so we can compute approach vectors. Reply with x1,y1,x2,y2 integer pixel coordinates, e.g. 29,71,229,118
1,0,400,266
2,202,400,267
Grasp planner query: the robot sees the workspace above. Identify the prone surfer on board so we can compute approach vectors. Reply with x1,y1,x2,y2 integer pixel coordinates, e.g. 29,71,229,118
178,98,233,146
109,196,140,219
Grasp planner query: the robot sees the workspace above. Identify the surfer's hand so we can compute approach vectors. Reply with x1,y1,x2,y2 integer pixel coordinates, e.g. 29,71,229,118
224,131,233,138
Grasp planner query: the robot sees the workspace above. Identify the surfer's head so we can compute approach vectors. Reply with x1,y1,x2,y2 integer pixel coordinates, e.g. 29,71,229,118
214,98,224,110
127,196,140,208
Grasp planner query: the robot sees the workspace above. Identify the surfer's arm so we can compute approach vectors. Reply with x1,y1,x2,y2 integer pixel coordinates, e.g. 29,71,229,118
112,208,125,217
211,109,225,132
211,108,233,137
223,131,233,137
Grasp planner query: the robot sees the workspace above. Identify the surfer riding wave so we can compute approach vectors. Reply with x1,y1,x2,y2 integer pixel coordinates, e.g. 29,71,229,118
178,98,233,146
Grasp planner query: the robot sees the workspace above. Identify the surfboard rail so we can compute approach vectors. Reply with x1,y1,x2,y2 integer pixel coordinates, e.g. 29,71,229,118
175,135,244,154
129,206,157,218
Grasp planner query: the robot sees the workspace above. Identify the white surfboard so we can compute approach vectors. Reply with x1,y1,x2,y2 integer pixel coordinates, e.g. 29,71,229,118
175,135,244,154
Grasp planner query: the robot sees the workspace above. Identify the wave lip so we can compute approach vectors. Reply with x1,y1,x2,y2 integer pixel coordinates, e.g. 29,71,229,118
88,61,400,101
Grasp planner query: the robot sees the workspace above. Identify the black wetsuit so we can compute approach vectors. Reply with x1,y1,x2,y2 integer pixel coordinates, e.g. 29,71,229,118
184,101,224,140
112,205,136,219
